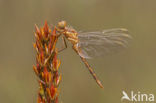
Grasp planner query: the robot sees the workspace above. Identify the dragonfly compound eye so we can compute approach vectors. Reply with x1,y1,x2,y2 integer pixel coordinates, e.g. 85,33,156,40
58,21,67,29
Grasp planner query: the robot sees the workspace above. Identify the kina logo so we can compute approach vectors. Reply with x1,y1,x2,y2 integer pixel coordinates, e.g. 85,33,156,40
121,91,154,102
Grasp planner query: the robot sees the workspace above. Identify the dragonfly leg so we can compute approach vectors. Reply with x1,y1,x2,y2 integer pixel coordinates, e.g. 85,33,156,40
58,36,67,53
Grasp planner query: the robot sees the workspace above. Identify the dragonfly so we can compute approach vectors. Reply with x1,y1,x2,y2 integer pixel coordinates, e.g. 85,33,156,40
55,21,131,88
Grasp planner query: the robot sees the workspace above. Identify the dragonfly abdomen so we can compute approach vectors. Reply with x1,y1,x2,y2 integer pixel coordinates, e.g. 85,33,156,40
80,57,104,88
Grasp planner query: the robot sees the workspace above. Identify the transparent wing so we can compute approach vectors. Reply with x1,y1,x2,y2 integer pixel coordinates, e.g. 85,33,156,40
77,28,132,59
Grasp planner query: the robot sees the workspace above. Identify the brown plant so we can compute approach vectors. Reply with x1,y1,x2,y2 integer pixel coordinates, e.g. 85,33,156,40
33,21,61,103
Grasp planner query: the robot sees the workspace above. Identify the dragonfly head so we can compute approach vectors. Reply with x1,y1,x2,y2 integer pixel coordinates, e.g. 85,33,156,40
58,21,67,29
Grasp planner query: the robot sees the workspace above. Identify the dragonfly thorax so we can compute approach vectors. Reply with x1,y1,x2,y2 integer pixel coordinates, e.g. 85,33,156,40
63,31,78,45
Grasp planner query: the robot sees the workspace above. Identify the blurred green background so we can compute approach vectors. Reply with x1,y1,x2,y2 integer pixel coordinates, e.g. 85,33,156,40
0,0,156,103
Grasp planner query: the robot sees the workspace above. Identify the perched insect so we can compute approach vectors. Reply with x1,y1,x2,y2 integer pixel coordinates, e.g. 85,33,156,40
55,21,131,88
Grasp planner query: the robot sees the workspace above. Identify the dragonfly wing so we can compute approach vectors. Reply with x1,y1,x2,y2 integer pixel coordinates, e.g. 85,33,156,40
77,28,132,59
